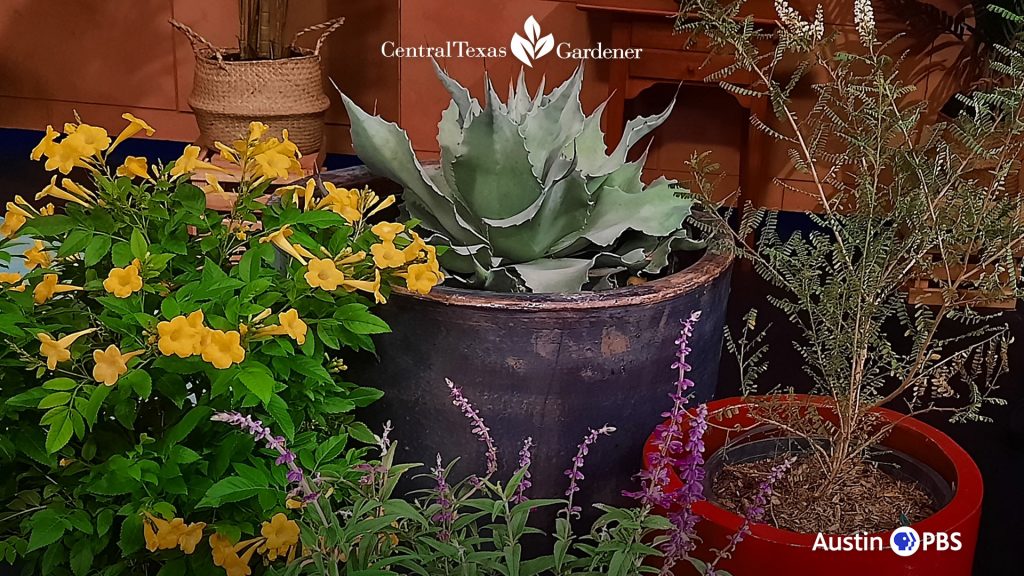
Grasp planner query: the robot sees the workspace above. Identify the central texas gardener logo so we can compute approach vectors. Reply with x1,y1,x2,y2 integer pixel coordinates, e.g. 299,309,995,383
511,16,554,67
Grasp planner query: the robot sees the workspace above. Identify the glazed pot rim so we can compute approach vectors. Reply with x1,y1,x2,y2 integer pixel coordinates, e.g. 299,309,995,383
392,237,735,311
644,394,983,543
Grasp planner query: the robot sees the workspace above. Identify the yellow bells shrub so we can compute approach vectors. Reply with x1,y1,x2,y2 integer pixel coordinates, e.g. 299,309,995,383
371,221,405,242
37,176,91,207
23,241,52,271
255,309,307,345
143,513,206,554
42,138,88,174
304,258,345,291
402,231,429,261
201,329,246,369
318,183,362,223
92,345,144,386
5,196,36,220
68,124,111,157
248,121,269,141
0,211,27,238
103,263,143,298
370,241,405,269
215,141,241,164
157,311,206,358
343,269,386,304
259,225,310,265
34,274,83,305
0,272,25,291
257,513,299,561
299,178,316,211
170,145,223,178
110,113,155,151
253,150,299,181
62,179,97,203
209,533,234,567
116,156,150,179
30,125,59,160
219,545,258,576
203,174,227,195
178,521,207,554
404,262,444,295
364,191,397,220
37,328,97,370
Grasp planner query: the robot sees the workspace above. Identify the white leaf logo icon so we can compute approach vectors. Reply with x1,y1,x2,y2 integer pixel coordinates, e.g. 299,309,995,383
511,15,554,67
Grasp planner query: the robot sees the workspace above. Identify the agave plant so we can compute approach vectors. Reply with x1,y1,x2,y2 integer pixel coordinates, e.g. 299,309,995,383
340,63,702,293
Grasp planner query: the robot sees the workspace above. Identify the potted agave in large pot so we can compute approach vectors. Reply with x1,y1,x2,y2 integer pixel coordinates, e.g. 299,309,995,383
338,63,733,506
643,1,1024,574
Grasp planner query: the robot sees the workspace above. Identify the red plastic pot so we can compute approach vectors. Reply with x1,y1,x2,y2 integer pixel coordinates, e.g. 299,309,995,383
643,395,983,576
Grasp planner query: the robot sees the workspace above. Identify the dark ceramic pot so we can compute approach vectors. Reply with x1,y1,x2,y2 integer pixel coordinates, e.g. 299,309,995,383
351,243,734,510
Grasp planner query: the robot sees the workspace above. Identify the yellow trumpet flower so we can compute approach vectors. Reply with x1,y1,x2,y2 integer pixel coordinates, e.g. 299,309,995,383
36,176,90,207
200,329,245,369
342,269,386,304
30,125,60,161
37,328,97,370
257,514,299,562
404,263,443,295
304,258,345,291
253,309,308,345
370,241,405,269
169,145,224,178
259,225,310,264
34,274,83,305
0,212,27,239
92,345,145,386
109,113,155,152
103,264,143,298
68,124,111,157
156,311,205,358
116,156,150,179
23,241,52,271
62,178,97,202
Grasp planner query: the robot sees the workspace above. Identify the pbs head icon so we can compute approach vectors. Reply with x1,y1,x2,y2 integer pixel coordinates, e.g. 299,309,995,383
890,527,920,557
889,527,962,556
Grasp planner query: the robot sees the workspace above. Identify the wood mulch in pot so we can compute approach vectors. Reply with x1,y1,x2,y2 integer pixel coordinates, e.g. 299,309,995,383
712,453,935,534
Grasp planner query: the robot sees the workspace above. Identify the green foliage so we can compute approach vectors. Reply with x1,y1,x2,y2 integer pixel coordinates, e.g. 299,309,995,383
681,0,1024,473
218,421,731,576
0,124,404,574
340,64,704,293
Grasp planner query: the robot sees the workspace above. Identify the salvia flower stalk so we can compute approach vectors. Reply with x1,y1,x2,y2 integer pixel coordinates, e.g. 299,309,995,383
446,377,499,476
564,424,616,518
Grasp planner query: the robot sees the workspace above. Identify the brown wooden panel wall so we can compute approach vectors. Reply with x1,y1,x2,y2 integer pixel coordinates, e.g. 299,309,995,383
0,0,969,210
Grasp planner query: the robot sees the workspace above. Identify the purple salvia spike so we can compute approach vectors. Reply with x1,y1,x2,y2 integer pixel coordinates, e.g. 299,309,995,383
564,425,615,518
446,379,499,476
513,437,534,504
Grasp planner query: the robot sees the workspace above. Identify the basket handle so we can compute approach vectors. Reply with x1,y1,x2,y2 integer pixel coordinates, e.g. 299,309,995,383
169,19,226,66
289,16,345,56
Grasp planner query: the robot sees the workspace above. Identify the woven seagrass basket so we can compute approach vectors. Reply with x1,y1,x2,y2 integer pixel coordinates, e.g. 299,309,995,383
170,18,343,155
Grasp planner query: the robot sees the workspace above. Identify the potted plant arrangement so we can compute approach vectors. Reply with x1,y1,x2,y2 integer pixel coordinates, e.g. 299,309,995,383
0,117,441,573
644,1,1024,574
338,63,735,508
170,0,345,156
193,314,772,575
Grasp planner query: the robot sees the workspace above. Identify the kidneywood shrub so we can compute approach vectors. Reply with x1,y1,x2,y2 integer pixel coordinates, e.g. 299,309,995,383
0,117,441,575
682,0,1024,488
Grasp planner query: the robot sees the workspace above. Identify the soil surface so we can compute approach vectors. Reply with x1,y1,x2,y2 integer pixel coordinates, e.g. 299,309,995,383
712,453,936,534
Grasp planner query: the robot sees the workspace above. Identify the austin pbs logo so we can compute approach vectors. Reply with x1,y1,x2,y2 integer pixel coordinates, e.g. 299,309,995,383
889,527,962,557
